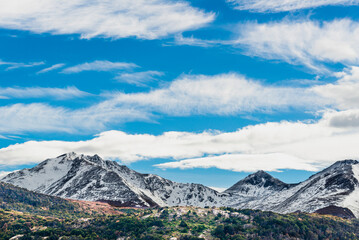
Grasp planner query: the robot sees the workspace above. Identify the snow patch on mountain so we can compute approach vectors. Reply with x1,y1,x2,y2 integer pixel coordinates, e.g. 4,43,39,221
342,163,359,217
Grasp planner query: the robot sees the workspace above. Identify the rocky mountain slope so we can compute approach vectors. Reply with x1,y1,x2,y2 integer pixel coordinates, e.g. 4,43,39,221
1,153,227,208
0,181,86,218
2,153,359,217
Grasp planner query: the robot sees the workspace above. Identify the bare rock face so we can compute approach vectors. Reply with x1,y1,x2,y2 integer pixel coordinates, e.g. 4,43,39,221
315,205,356,219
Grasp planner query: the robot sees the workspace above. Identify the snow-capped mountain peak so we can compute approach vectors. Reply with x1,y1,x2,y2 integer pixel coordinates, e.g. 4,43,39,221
1,153,225,208
225,170,293,194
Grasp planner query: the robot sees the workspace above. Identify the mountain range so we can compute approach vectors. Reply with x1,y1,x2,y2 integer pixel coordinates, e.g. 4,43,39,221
2,153,359,218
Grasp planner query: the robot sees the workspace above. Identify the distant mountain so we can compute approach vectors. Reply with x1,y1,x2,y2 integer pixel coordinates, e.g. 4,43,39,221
272,160,359,216
224,170,297,210
1,153,227,208
226,170,294,193
226,160,359,217
2,153,359,218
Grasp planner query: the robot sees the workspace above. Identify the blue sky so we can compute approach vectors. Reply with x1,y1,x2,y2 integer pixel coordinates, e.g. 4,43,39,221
1,0,359,190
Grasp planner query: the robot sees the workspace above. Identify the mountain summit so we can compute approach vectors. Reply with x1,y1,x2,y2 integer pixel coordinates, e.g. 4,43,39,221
225,170,294,194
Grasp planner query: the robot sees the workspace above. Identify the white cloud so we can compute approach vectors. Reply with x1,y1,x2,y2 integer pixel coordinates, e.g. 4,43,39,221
0,69,356,135
112,73,324,116
174,34,219,47
156,153,318,172
1,110,359,169
234,19,359,72
0,103,150,134
322,109,359,128
61,60,137,74
0,59,44,70
227,0,359,12
0,86,89,100
177,20,359,73
115,71,164,86
0,171,14,179
37,63,65,74
312,66,359,109
0,0,214,40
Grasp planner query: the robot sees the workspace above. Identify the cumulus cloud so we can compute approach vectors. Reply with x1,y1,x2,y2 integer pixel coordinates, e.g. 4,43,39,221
0,86,90,100
235,19,359,72
323,109,359,128
227,0,359,12
115,71,164,86
61,60,137,74
37,63,65,74
112,73,324,116
1,110,359,170
0,59,44,70
0,0,214,40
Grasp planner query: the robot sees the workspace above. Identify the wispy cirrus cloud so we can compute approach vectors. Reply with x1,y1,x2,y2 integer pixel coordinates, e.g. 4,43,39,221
175,19,359,73
0,73,320,135
0,67,357,135
0,135,9,140
0,86,90,100
227,0,359,12
0,102,151,134
0,0,214,40
234,19,359,72
174,34,220,47
0,59,44,70
61,60,137,74
112,73,324,116
115,71,164,86
37,63,65,74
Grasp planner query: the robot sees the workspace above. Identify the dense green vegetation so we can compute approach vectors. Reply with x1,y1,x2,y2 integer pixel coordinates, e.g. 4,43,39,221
1,182,359,239
212,208,359,240
1,206,359,240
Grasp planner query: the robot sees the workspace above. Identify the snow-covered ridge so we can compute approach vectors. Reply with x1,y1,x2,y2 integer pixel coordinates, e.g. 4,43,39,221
224,159,359,217
1,153,227,208
2,153,359,217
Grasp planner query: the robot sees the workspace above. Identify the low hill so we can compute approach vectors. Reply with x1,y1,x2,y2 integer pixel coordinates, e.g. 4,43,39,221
0,181,84,218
